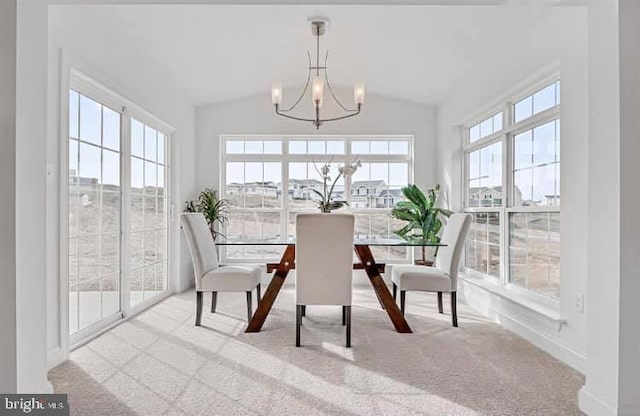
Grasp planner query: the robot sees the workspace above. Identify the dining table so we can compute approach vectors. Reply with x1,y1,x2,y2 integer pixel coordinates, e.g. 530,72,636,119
216,238,445,334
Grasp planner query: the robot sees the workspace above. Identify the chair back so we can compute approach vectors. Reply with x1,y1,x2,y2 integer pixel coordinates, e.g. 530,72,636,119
434,213,473,287
181,213,220,287
295,213,355,306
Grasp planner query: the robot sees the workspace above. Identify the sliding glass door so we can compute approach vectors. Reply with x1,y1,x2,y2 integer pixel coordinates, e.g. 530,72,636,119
67,76,171,345
68,90,123,338
129,119,169,308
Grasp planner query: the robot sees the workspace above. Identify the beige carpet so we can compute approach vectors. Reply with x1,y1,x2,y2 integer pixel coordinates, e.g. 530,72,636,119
49,287,584,416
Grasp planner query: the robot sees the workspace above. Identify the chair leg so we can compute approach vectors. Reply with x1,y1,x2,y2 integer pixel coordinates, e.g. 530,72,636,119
400,291,406,316
211,291,217,313
296,305,302,347
301,305,306,317
393,282,397,300
246,291,253,322
437,292,443,314
342,305,346,325
195,291,203,326
451,292,458,327
345,305,352,348
256,283,261,305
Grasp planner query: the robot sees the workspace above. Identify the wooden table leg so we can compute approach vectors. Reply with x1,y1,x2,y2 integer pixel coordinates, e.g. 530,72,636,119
245,244,295,333
354,245,412,333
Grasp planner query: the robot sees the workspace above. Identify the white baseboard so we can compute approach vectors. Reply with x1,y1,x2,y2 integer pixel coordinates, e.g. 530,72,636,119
579,387,617,416
47,346,66,371
461,280,586,373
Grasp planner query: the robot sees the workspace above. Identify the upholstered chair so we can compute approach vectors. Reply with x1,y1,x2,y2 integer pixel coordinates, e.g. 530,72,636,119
295,213,355,347
181,213,262,326
391,213,472,327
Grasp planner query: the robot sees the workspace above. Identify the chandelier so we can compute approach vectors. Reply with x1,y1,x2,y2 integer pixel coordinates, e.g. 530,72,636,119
271,18,365,129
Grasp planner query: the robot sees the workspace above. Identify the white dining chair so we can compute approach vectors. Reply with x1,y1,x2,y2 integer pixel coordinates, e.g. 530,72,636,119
181,213,262,326
295,213,355,347
391,213,472,327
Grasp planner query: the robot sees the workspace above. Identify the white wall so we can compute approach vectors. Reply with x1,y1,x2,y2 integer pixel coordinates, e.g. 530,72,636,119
0,0,18,393
46,6,198,369
436,7,589,372
196,88,437,200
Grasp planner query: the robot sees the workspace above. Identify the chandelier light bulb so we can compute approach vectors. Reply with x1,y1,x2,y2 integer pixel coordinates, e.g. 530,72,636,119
312,76,324,108
354,82,366,105
271,82,283,105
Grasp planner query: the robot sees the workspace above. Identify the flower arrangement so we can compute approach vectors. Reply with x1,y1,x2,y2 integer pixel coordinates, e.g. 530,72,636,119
308,158,361,213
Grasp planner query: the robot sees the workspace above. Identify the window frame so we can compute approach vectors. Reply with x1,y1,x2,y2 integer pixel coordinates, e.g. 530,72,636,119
461,74,561,302
220,134,414,264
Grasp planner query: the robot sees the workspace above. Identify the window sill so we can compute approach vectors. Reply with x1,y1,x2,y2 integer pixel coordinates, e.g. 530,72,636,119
461,274,566,325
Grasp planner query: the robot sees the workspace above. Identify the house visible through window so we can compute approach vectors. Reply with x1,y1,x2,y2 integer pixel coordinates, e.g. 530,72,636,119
220,136,413,263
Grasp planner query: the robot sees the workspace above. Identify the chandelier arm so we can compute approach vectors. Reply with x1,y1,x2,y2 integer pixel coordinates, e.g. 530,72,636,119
317,104,362,123
275,105,316,123
279,52,313,113
324,51,359,113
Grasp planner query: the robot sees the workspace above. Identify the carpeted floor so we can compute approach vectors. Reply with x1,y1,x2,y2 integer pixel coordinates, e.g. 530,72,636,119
49,287,584,416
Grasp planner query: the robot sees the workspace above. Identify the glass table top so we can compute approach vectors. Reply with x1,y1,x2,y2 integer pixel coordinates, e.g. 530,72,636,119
215,237,446,247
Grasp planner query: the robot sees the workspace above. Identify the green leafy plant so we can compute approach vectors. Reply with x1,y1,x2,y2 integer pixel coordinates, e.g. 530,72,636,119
391,184,452,264
184,188,230,240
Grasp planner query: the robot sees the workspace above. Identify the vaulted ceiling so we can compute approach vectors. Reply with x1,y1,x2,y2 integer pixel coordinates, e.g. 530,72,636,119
49,4,585,106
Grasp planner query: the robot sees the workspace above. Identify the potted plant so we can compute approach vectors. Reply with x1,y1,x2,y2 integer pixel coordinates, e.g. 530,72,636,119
184,188,230,240
391,184,452,265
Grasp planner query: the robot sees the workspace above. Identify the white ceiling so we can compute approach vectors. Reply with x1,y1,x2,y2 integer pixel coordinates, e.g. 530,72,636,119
49,4,584,106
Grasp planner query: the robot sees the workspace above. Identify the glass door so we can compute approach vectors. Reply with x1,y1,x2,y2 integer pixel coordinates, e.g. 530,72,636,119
67,79,172,346
129,118,169,308
68,89,123,342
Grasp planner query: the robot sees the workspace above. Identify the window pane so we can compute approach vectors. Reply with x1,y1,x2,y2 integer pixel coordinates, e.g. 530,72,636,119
533,120,557,166
468,149,480,180
102,106,120,151
226,140,244,154
493,113,503,131
533,83,557,114
131,119,144,158
509,212,560,299
79,95,101,145
157,134,166,164
308,141,325,154
245,141,262,153
263,162,281,208
389,141,409,155
514,130,533,170
465,212,500,277
389,163,408,186
352,141,369,155
370,141,389,154
480,118,493,138
326,141,345,154
144,126,157,162
264,140,281,154
131,157,144,192
469,125,480,143
79,142,101,182
102,150,120,187
514,96,533,123
144,161,157,189
289,141,306,154
225,162,244,207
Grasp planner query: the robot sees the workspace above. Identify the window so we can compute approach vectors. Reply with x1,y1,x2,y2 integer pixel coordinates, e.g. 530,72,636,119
463,78,560,300
221,136,413,263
